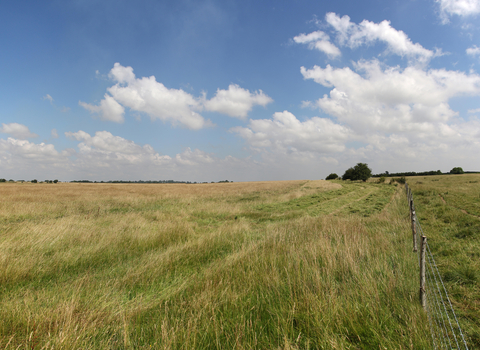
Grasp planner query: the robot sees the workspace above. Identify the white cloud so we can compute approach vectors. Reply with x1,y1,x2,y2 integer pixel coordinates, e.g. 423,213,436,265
175,147,215,165
81,63,272,129
65,130,171,164
0,137,72,180
60,130,258,181
0,138,62,160
43,94,54,103
108,76,208,129
51,129,59,138
109,62,136,84
231,110,351,155
324,13,438,65
0,123,38,139
437,0,480,22
203,84,273,119
467,45,480,56
300,60,480,133
293,30,341,58
79,94,125,123
43,94,70,113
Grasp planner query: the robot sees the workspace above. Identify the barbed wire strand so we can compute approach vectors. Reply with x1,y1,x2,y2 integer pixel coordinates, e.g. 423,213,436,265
426,268,445,350
427,242,469,350
405,184,469,350
417,205,461,349
426,252,453,349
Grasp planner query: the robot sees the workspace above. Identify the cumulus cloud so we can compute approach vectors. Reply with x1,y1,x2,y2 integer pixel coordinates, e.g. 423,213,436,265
65,130,171,165
0,138,62,161
80,63,272,129
0,137,73,180
106,64,209,129
79,94,125,123
293,30,341,58
109,62,136,84
467,45,480,56
203,84,273,119
0,123,38,139
60,130,262,181
325,13,439,65
300,60,480,133
231,110,351,155
1,128,248,181
175,147,215,165
437,0,480,22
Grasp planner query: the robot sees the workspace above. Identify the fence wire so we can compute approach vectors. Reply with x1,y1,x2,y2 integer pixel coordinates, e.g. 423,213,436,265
405,183,469,350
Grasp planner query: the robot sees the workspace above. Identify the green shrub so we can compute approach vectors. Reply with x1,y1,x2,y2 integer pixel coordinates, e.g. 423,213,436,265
450,167,464,174
342,163,372,182
326,173,339,180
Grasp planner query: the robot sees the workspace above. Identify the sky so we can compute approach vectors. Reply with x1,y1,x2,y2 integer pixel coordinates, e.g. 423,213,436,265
1,0,480,182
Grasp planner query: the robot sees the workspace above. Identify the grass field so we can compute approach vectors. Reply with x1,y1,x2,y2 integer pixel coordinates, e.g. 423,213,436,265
0,179,443,349
406,174,480,348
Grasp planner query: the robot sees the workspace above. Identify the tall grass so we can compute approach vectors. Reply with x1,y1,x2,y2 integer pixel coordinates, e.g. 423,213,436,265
0,181,430,349
407,174,480,347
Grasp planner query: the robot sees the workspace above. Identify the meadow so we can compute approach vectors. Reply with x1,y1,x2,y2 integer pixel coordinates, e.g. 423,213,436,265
406,174,480,348
0,178,452,349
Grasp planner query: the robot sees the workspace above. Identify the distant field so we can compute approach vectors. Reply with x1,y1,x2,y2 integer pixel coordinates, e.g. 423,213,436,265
1,180,432,349
407,174,480,348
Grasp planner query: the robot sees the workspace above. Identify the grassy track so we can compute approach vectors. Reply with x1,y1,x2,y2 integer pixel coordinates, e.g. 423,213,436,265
1,180,430,349
407,174,480,348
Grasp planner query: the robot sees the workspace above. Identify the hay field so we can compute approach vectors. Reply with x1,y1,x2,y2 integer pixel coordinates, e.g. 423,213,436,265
1,180,431,349
406,174,480,347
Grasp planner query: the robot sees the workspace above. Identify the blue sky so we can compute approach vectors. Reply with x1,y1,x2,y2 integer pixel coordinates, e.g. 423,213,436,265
1,0,480,182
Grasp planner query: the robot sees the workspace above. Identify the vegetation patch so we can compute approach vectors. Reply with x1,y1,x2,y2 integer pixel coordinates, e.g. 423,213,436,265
408,174,480,348
0,180,434,349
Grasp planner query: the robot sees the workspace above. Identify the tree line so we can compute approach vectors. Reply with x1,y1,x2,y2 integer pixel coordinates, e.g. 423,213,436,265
326,165,468,182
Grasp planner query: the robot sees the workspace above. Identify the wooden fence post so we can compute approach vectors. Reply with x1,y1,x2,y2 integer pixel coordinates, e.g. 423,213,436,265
409,194,414,226
420,236,427,309
412,210,417,252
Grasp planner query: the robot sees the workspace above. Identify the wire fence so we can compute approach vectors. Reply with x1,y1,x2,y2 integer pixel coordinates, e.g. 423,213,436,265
404,183,469,350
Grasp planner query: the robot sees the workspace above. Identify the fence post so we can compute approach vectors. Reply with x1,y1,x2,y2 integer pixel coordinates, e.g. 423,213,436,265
411,210,417,252
420,236,427,309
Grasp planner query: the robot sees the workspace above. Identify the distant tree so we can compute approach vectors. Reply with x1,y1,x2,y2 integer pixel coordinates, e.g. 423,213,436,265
0,178,6,182
450,167,464,174
31,179,38,183
325,173,339,180
342,163,372,182
54,179,58,183
342,167,355,181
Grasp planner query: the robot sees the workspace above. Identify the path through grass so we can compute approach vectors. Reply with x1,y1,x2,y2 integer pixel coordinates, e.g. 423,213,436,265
0,180,430,349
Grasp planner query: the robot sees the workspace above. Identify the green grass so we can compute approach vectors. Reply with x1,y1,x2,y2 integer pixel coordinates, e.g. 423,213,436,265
0,180,431,349
407,174,480,347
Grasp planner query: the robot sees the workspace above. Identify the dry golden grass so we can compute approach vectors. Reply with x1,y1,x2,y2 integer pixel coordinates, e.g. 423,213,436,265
0,180,432,349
